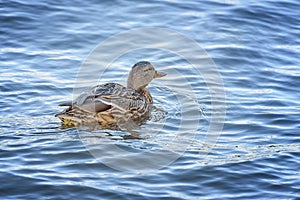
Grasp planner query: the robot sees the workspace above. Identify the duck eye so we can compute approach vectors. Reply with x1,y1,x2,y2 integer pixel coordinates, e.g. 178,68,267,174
144,67,152,72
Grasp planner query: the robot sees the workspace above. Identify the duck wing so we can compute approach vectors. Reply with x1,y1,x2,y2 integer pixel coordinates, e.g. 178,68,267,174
73,83,147,113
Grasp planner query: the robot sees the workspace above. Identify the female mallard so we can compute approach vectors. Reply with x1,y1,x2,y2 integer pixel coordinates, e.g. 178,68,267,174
56,61,166,129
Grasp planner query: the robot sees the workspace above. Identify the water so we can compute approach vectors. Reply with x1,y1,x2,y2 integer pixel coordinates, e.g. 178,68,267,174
1,0,300,199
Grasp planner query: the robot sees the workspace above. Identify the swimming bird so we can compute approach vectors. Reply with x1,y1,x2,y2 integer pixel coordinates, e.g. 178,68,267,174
56,61,166,129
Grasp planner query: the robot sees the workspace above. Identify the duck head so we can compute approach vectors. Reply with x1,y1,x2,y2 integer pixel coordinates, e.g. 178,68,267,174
127,61,167,91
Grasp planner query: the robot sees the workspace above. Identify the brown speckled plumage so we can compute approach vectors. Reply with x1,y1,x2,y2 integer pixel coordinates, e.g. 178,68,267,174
56,61,166,129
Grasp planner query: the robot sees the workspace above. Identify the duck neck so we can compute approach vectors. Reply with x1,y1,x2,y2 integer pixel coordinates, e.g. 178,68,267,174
127,80,136,90
139,88,153,104
127,72,137,90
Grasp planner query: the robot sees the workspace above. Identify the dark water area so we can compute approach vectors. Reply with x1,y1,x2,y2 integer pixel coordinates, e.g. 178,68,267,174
1,0,300,199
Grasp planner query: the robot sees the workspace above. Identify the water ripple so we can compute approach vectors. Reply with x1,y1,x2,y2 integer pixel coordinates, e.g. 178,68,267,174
1,0,300,199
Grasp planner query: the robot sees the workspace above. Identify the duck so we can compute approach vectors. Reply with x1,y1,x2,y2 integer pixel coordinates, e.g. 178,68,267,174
56,61,167,129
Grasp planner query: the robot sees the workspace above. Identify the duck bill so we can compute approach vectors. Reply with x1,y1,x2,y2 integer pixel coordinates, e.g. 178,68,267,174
154,71,167,78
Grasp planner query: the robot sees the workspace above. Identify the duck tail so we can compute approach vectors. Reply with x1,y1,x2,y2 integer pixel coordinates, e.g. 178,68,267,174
55,105,98,128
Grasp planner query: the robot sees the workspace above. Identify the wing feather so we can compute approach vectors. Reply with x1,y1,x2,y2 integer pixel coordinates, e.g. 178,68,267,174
73,83,147,113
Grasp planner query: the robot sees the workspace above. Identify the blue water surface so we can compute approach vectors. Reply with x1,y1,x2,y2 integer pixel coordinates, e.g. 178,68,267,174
1,0,300,199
